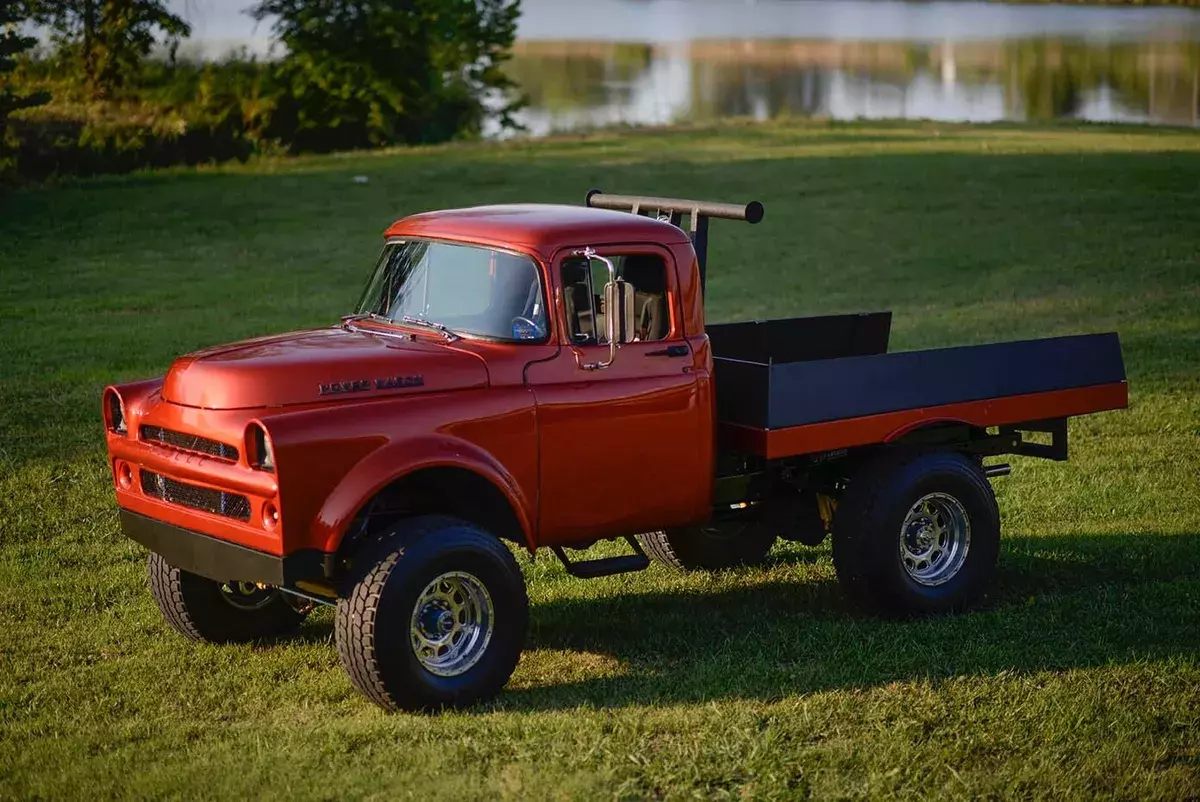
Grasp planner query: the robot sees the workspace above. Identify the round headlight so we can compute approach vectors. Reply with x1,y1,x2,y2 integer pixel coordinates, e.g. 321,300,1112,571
104,389,127,435
248,423,275,472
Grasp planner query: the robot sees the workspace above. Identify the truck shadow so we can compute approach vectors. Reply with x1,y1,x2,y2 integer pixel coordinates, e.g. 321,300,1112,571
498,531,1200,711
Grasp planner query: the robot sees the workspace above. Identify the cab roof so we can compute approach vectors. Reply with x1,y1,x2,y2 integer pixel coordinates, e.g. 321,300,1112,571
383,204,692,257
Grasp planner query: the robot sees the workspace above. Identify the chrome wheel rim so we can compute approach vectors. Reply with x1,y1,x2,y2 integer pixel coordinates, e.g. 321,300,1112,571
219,581,279,611
899,492,971,586
409,571,494,677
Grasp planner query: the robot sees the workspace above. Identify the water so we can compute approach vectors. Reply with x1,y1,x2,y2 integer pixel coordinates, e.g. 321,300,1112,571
171,0,1200,133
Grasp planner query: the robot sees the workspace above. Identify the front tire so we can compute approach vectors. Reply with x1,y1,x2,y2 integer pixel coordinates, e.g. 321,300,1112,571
335,516,528,712
147,552,307,643
832,450,1000,616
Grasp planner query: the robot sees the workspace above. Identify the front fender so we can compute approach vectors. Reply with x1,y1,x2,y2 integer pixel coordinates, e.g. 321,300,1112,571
104,377,165,430
310,433,536,553
255,387,539,557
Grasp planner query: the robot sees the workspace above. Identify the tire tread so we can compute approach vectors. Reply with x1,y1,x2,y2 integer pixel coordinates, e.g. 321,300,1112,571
638,530,685,570
148,550,205,640
640,524,776,571
334,515,528,711
147,551,305,642
832,449,999,616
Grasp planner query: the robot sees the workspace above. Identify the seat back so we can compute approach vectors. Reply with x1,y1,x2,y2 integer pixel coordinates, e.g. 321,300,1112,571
620,255,668,341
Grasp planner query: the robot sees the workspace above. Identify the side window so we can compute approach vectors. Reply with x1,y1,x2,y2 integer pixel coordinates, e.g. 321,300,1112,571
561,253,670,344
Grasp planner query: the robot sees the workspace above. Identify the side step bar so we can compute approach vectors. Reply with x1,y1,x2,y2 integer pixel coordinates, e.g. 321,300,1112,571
551,536,650,579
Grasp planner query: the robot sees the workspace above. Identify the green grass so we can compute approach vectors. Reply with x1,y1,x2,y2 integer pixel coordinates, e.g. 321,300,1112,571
2,119,1199,799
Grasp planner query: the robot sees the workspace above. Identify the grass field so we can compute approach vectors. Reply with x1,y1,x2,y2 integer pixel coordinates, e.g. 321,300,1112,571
2,120,1199,799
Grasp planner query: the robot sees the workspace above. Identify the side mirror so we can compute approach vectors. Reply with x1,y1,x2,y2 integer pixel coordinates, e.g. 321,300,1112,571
573,248,636,371
604,279,636,346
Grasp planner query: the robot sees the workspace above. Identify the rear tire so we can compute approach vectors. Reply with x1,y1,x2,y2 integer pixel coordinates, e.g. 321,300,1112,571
335,516,528,712
147,552,307,643
640,521,776,571
832,450,1000,616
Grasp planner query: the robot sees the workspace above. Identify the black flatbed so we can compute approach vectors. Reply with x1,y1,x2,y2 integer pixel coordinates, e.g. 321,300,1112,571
709,313,1126,433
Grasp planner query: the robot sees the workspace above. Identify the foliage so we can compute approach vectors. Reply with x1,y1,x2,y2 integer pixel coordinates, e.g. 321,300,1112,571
6,104,254,180
5,55,277,179
23,0,190,98
3,0,526,179
248,0,522,150
1,121,1199,798
1,0,48,173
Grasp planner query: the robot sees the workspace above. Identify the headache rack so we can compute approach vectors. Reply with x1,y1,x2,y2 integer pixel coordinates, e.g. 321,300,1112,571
585,190,764,295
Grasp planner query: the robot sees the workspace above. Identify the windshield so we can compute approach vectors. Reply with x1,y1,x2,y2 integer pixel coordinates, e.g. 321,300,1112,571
356,240,548,342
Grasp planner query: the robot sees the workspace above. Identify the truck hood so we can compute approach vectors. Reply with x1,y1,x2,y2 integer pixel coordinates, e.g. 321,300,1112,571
162,326,489,410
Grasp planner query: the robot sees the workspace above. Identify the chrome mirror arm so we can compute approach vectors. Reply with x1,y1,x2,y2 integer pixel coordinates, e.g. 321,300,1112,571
573,247,619,371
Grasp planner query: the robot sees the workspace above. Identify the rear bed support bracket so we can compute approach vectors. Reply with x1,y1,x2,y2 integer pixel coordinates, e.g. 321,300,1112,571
1002,417,1069,461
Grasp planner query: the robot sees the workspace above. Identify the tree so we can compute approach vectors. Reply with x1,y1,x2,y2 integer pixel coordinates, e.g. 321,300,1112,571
1,0,48,166
249,0,522,151
25,0,190,98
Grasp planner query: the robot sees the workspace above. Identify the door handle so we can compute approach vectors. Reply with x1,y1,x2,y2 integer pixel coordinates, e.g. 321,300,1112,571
646,344,689,358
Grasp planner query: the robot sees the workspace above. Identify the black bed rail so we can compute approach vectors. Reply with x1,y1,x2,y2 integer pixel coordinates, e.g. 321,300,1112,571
584,190,764,295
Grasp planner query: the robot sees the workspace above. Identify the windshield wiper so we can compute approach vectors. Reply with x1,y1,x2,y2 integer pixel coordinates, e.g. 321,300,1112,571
400,315,459,341
340,312,384,330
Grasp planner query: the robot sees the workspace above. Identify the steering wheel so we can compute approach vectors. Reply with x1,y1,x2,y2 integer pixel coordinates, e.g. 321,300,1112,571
511,316,545,340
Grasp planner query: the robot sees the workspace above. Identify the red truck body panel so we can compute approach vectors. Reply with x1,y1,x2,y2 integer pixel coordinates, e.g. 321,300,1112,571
384,204,692,256
104,206,715,559
101,195,1134,713
103,202,1128,573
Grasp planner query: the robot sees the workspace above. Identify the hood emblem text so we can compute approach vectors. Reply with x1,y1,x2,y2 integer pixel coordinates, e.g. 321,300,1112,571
319,374,425,396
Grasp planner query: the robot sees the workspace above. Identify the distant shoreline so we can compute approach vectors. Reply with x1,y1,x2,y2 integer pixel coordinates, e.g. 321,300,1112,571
1000,1,1199,5
160,0,1200,61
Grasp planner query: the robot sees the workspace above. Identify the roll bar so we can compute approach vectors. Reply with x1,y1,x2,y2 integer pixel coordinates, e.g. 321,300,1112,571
584,189,765,295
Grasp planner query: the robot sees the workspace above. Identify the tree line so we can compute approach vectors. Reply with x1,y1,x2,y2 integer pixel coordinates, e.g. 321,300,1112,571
0,0,522,180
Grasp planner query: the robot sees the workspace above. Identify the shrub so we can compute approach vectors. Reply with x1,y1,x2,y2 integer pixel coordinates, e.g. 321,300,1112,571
249,0,522,151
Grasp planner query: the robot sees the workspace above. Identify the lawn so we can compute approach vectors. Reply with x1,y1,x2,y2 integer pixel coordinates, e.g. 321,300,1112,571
1,120,1199,799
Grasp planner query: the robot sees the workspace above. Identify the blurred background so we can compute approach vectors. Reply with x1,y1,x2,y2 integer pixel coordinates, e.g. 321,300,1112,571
504,0,1200,134
2,0,1199,180
176,0,1200,132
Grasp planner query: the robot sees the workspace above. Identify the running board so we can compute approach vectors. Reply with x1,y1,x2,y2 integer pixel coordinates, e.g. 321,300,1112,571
551,536,650,579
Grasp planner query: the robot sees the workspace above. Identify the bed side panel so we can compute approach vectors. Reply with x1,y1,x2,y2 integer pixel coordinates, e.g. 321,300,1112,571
764,333,1125,429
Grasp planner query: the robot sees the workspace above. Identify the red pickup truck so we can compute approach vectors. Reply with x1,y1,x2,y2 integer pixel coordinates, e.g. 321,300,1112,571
103,192,1127,711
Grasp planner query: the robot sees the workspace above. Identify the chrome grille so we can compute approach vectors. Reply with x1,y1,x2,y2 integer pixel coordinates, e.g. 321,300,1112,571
140,470,251,521
140,425,238,461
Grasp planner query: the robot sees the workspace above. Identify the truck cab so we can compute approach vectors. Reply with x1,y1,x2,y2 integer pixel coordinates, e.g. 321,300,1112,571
104,193,1127,712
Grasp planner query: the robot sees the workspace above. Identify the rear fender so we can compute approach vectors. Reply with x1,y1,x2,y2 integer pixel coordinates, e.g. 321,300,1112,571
884,417,973,443
311,434,535,553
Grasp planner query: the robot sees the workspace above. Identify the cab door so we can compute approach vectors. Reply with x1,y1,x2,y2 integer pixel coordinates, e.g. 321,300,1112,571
525,245,714,545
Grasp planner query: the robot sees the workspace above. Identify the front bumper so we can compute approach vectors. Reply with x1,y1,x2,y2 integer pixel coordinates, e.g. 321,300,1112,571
120,510,328,585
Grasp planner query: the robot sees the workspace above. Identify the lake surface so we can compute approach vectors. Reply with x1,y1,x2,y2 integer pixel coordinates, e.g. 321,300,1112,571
172,0,1200,133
